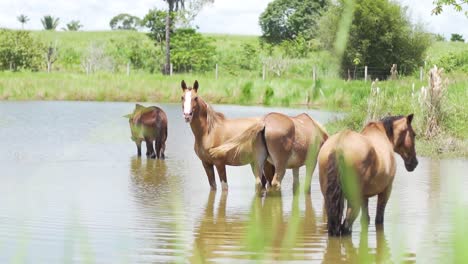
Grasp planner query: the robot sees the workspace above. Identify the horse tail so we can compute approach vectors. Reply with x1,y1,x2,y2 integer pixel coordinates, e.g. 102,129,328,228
326,151,344,236
209,121,265,159
311,118,329,144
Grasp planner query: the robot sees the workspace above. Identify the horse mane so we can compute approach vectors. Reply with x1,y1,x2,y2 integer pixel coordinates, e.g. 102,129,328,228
200,98,225,134
311,118,329,139
380,115,404,139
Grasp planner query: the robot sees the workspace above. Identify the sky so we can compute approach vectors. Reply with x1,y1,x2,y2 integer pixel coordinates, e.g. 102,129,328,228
0,0,466,39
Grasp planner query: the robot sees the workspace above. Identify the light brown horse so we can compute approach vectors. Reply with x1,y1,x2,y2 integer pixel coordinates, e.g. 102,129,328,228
125,104,168,159
181,80,271,191
318,114,418,236
210,111,328,193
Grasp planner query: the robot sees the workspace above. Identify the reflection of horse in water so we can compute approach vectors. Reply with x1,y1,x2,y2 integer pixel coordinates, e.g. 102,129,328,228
322,228,396,264
129,157,168,205
190,192,318,262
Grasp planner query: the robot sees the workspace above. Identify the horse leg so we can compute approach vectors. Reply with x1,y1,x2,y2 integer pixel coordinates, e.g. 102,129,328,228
341,203,360,235
292,167,300,194
304,155,318,194
155,138,161,159
361,197,370,226
136,140,142,157
270,165,286,192
160,130,167,160
145,137,155,159
376,184,393,225
263,162,275,189
202,161,217,191
215,164,228,191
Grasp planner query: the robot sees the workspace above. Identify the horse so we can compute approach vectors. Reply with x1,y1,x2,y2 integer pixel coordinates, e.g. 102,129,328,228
181,80,273,191
318,114,418,236
124,104,168,159
210,112,328,193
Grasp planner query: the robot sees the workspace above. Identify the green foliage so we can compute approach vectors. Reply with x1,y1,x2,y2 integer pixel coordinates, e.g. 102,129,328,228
109,14,141,30
141,9,172,44
59,47,81,69
239,43,259,70
279,34,311,58
450,33,465,42
107,34,160,72
432,0,468,16
0,29,43,71
432,50,468,72
240,81,254,103
263,86,275,105
170,28,216,72
434,33,446,41
41,15,60,30
259,0,328,45
319,0,432,77
64,20,83,31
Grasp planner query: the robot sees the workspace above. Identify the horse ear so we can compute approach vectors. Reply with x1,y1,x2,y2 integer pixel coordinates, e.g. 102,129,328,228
123,114,132,118
407,113,414,124
181,80,187,90
194,80,199,92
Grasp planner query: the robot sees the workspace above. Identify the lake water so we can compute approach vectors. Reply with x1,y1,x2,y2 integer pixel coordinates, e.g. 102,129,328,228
0,101,466,263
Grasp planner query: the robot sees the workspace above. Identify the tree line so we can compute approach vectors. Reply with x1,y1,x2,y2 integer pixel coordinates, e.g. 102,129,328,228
5,0,467,77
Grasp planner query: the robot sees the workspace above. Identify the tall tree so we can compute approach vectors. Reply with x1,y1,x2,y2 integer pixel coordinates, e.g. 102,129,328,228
64,20,83,31
450,33,465,42
109,14,141,30
41,15,60,30
17,14,29,29
259,0,328,45
161,0,214,75
162,0,184,75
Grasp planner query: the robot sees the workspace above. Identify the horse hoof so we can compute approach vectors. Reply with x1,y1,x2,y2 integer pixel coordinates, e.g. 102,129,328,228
221,181,228,191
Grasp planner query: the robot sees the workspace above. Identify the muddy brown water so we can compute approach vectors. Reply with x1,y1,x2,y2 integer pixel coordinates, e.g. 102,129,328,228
0,101,466,263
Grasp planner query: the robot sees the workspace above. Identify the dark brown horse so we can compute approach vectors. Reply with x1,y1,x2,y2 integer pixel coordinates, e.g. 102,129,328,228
318,114,418,236
125,104,168,159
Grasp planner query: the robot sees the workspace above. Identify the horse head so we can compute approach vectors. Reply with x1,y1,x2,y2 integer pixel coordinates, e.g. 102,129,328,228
181,80,199,123
382,114,418,171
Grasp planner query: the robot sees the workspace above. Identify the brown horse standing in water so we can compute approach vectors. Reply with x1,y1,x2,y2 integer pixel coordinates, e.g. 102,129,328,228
181,80,271,191
211,112,328,193
125,104,168,159
318,114,418,236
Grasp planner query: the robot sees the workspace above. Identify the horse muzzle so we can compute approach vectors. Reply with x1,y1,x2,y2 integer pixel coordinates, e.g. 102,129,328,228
184,113,193,123
404,157,418,172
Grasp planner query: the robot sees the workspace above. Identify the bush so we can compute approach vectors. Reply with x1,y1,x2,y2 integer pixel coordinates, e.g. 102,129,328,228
0,29,43,71
239,43,259,70
432,50,468,72
170,28,216,72
240,81,254,103
319,0,432,78
263,86,275,105
107,34,160,72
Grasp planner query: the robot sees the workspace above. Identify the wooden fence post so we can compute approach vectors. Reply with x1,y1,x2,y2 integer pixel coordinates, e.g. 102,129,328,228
170,63,173,76
126,62,130,76
262,64,266,81
312,65,316,82
215,64,218,79
364,66,368,82
420,67,423,81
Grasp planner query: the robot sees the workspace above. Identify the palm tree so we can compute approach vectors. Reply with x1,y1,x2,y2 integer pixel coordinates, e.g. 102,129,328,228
64,20,83,31
17,14,29,29
41,15,60,30
163,0,185,75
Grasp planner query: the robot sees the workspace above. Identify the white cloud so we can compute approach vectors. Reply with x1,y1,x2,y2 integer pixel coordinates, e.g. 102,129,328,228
0,0,466,38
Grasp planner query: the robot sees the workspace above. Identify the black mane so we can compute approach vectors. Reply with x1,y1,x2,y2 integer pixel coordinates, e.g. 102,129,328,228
380,115,404,139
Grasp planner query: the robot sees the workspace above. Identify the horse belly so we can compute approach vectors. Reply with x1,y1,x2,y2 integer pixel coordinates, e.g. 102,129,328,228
286,151,305,168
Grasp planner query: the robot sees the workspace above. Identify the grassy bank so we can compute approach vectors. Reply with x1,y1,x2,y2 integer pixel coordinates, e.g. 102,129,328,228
0,70,466,157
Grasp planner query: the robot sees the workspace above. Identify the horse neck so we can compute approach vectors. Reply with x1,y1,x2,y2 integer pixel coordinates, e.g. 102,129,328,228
189,100,210,140
362,123,394,149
